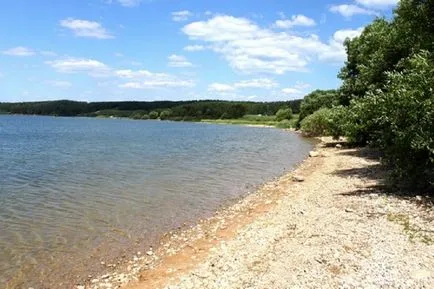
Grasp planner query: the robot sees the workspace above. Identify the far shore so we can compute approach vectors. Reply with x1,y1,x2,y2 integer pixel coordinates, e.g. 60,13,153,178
0,113,299,130
78,138,433,289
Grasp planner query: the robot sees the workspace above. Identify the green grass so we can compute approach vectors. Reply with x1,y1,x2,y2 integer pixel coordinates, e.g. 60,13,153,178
387,213,433,244
201,114,299,129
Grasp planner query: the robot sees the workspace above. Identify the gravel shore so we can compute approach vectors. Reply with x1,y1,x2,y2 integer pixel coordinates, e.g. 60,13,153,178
86,139,433,289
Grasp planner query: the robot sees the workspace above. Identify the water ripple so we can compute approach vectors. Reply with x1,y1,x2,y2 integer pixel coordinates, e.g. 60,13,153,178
0,116,313,288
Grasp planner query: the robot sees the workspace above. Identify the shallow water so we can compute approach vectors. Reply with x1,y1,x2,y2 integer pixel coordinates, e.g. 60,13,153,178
0,115,313,288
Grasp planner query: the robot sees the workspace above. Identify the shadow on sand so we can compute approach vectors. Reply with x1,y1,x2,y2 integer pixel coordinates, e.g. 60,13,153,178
332,147,433,206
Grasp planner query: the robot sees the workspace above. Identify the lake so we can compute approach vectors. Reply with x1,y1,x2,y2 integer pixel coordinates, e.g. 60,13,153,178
0,115,313,288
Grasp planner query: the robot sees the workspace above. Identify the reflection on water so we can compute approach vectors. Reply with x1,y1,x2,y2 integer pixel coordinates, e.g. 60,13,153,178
0,115,313,288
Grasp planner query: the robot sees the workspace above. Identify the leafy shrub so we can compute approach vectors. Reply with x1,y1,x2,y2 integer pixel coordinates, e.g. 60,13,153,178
275,108,293,121
159,109,172,120
149,111,159,119
141,114,150,120
275,119,292,129
300,108,333,137
343,51,434,190
298,90,339,126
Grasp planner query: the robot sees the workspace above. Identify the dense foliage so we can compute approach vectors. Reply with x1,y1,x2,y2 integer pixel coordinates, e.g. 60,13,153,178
300,107,345,138
275,107,293,122
297,90,339,126
298,0,434,191
0,99,302,121
345,52,434,189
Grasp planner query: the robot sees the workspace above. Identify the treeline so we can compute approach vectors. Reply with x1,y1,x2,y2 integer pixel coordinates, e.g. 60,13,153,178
0,99,301,120
298,0,433,192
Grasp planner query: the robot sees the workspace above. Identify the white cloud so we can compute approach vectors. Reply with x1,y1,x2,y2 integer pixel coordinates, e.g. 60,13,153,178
281,81,311,96
2,46,35,56
120,80,194,89
116,69,166,79
318,27,364,63
114,52,124,57
60,18,114,39
208,83,236,92
117,0,142,7
172,10,193,22
330,4,378,17
273,14,316,29
184,45,205,52
47,58,110,77
183,15,335,74
46,80,72,88
234,78,278,89
116,69,195,89
208,78,278,92
282,88,302,95
168,54,193,67
282,87,302,95
356,0,398,8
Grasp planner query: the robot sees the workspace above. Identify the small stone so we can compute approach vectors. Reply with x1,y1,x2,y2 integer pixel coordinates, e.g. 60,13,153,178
76,286,85,289
292,175,305,182
101,274,110,279
345,208,354,213
309,151,319,157
416,195,422,201
91,278,99,283
146,250,153,256
100,261,105,265
336,144,342,148
411,269,431,279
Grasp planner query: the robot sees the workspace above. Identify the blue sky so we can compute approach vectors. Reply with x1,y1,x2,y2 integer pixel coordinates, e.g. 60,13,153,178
0,0,397,102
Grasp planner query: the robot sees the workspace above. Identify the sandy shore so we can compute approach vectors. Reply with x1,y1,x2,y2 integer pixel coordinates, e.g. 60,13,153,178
83,139,433,289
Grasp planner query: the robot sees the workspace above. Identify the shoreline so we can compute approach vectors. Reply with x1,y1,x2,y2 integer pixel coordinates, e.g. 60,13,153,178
2,116,305,289
1,114,294,130
73,135,316,289
80,138,433,289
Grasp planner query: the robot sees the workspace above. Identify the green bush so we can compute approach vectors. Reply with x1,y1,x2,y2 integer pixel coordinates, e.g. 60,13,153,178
275,108,293,121
275,119,292,129
149,111,159,119
141,114,150,120
300,108,333,137
300,107,346,138
159,109,172,120
343,51,434,190
298,90,339,126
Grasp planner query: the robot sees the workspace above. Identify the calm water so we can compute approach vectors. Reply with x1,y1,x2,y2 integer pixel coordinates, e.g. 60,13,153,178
0,115,313,288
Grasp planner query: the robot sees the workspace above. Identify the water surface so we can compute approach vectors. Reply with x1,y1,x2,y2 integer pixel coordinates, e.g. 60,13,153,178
0,115,313,288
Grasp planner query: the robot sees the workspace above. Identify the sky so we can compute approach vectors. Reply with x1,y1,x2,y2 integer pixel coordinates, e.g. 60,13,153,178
0,0,398,103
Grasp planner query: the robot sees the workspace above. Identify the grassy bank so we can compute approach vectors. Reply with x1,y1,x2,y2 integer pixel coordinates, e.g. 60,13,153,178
201,114,299,129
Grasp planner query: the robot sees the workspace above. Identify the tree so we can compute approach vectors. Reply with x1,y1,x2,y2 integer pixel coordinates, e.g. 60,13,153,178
343,51,434,190
149,111,159,119
338,19,397,104
298,90,339,125
159,109,172,120
275,108,293,121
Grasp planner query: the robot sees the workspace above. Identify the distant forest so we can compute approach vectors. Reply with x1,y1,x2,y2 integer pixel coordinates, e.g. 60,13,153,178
0,99,302,120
